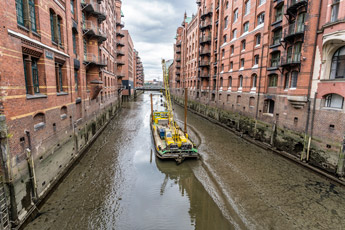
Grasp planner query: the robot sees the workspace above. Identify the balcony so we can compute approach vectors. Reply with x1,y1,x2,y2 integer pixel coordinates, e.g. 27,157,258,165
81,0,106,22
117,72,125,78
286,0,308,18
200,73,210,78
283,23,305,43
200,48,211,56
83,53,107,67
117,51,125,56
176,63,181,69
116,41,125,47
117,60,125,66
200,21,212,30
116,21,125,28
176,47,181,53
176,58,181,62
176,41,182,47
201,7,213,19
83,21,107,43
176,76,180,82
281,53,301,69
116,31,125,37
199,61,210,67
200,35,212,44
176,71,181,75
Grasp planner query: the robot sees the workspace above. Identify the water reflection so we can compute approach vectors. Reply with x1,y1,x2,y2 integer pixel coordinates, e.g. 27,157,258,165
155,159,234,230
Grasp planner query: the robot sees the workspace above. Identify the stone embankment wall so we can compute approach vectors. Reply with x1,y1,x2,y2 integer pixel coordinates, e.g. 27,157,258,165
0,101,122,228
173,95,344,178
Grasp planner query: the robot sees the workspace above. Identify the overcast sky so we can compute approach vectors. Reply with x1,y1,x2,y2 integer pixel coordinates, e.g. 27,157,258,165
122,0,196,81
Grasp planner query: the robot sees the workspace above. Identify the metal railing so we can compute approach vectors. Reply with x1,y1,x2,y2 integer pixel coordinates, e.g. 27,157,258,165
81,0,107,17
200,35,212,43
83,21,107,38
84,53,106,65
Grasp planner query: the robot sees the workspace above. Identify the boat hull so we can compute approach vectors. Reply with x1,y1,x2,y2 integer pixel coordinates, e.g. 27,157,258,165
150,120,199,163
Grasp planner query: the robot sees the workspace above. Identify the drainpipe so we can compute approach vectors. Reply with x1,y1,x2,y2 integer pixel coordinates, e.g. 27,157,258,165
302,0,322,161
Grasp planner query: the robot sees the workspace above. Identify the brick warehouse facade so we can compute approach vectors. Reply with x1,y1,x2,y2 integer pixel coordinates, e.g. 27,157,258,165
0,0,140,227
170,0,345,177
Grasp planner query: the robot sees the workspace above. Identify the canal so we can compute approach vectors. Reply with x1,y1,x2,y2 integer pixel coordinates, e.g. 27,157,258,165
26,92,345,230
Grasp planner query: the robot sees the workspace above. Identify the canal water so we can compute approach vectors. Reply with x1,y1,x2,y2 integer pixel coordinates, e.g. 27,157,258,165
25,92,345,230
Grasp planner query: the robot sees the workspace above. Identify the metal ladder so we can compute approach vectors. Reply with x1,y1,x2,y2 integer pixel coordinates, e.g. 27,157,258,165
0,182,10,230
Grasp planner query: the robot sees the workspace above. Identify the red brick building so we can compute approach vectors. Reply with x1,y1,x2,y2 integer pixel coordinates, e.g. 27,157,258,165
134,49,144,88
171,0,345,176
0,0,130,226
121,30,134,98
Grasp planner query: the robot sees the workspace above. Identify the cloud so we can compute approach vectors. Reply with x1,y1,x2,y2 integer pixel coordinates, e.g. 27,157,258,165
122,0,196,81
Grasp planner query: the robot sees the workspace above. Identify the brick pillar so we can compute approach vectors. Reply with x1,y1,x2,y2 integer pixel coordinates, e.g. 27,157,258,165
24,57,34,95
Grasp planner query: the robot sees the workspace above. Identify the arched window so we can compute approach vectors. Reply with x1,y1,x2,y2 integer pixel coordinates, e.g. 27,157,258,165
60,106,67,120
330,46,345,79
324,94,344,109
239,75,243,88
252,74,257,89
228,76,232,89
34,113,46,131
220,77,223,89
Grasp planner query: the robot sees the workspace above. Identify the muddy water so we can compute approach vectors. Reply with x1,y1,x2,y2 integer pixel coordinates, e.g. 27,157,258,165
25,92,345,230
25,93,233,230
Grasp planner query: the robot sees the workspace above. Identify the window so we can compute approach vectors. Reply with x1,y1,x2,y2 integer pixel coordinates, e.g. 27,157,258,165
226,1,229,9
231,45,234,54
293,42,302,62
233,9,238,22
232,29,237,39
284,73,290,89
240,58,244,68
270,52,280,67
220,77,223,88
29,0,37,32
254,55,259,65
331,0,340,22
72,32,78,55
297,13,306,32
264,99,275,114
268,74,278,87
287,46,293,63
223,35,227,43
275,4,283,22
324,94,344,109
291,71,298,88
71,0,75,15
252,74,257,88
239,76,244,88
224,16,228,28
16,0,24,26
83,38,87,59
221,64,224,72
258,0,266,5
241,40,246,50
50,10,56,43
228,76,232,88
272,29,282,45
244,0,251,15
230,61,233,70
257,13,265,25
330,46,345,79
23,56,40,94
74,70,79,92
243,22,249,33
222,49,225,58
56,63,64,92
16,0,37,31
255,34,261,45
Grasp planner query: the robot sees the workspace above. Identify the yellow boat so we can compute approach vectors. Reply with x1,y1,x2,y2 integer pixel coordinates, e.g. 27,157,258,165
149,60,199,164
